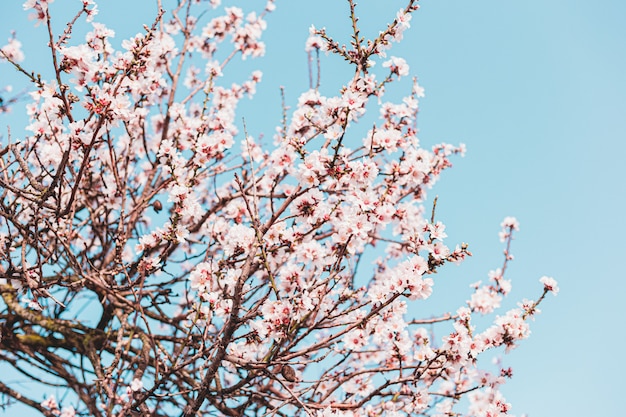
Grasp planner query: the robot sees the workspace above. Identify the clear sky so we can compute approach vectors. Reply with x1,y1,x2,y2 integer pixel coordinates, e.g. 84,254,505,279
1,1,625,416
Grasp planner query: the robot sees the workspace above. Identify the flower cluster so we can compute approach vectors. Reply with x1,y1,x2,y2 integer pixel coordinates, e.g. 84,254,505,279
0,1,556,416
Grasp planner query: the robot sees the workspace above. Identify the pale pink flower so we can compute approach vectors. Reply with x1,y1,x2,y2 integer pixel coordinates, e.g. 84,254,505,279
60,406,76,417
383,56,409,78
409,276,434,300
468,285,502,314
371,128,403,151
136,230,162,253
413,81,426,98
518,298,541,318
168,184,189,204
139,255,161,272
130,378,143,392
82,0,98,22
428,221,448,241
23,0,52,23
0,38,25,63
189,262,214,292
499,216,520,242
428,241,450,260
214,299,233,319
41,395,59,410
342,90,367,110
539,276,559,295
396,9,412,30
343,329,368,350
305,34,327,52
223,224,255,256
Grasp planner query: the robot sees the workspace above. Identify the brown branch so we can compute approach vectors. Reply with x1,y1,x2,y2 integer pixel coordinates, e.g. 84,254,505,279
0,380,57,417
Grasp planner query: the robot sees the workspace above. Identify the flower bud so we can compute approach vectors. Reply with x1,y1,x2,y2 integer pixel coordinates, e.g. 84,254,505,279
280,365,297,382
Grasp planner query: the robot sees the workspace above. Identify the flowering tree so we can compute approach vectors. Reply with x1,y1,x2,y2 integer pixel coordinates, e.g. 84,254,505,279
0,1,558,416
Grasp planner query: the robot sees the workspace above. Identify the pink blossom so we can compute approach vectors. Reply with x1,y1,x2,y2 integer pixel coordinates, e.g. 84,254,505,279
82,0,98,22
223,224,255,256
518,298,541,318
468,388,511,417
468,284,502,314
342,89,367,111
428,241,450,260
40,395,59,411
428,221,448,241
501,216,520,231
383,56,410,78
189,262,214,292
539,276,559,295
60,406,76,417
305,34,327,52
23,0,52,23
396,9,412,30
0,38,25,63
139,255,161,272
343,328,368,350
499,216,520,242
371,128,403,151
130,378,143,392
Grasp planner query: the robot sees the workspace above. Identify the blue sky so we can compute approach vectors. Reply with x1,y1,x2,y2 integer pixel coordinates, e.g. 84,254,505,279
1,1,625,416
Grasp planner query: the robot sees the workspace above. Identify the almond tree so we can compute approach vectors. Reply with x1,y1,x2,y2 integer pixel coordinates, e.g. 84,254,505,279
0,1,557,416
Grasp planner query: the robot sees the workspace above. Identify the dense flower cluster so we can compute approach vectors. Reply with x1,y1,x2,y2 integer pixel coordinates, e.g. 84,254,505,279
0,1,555,416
